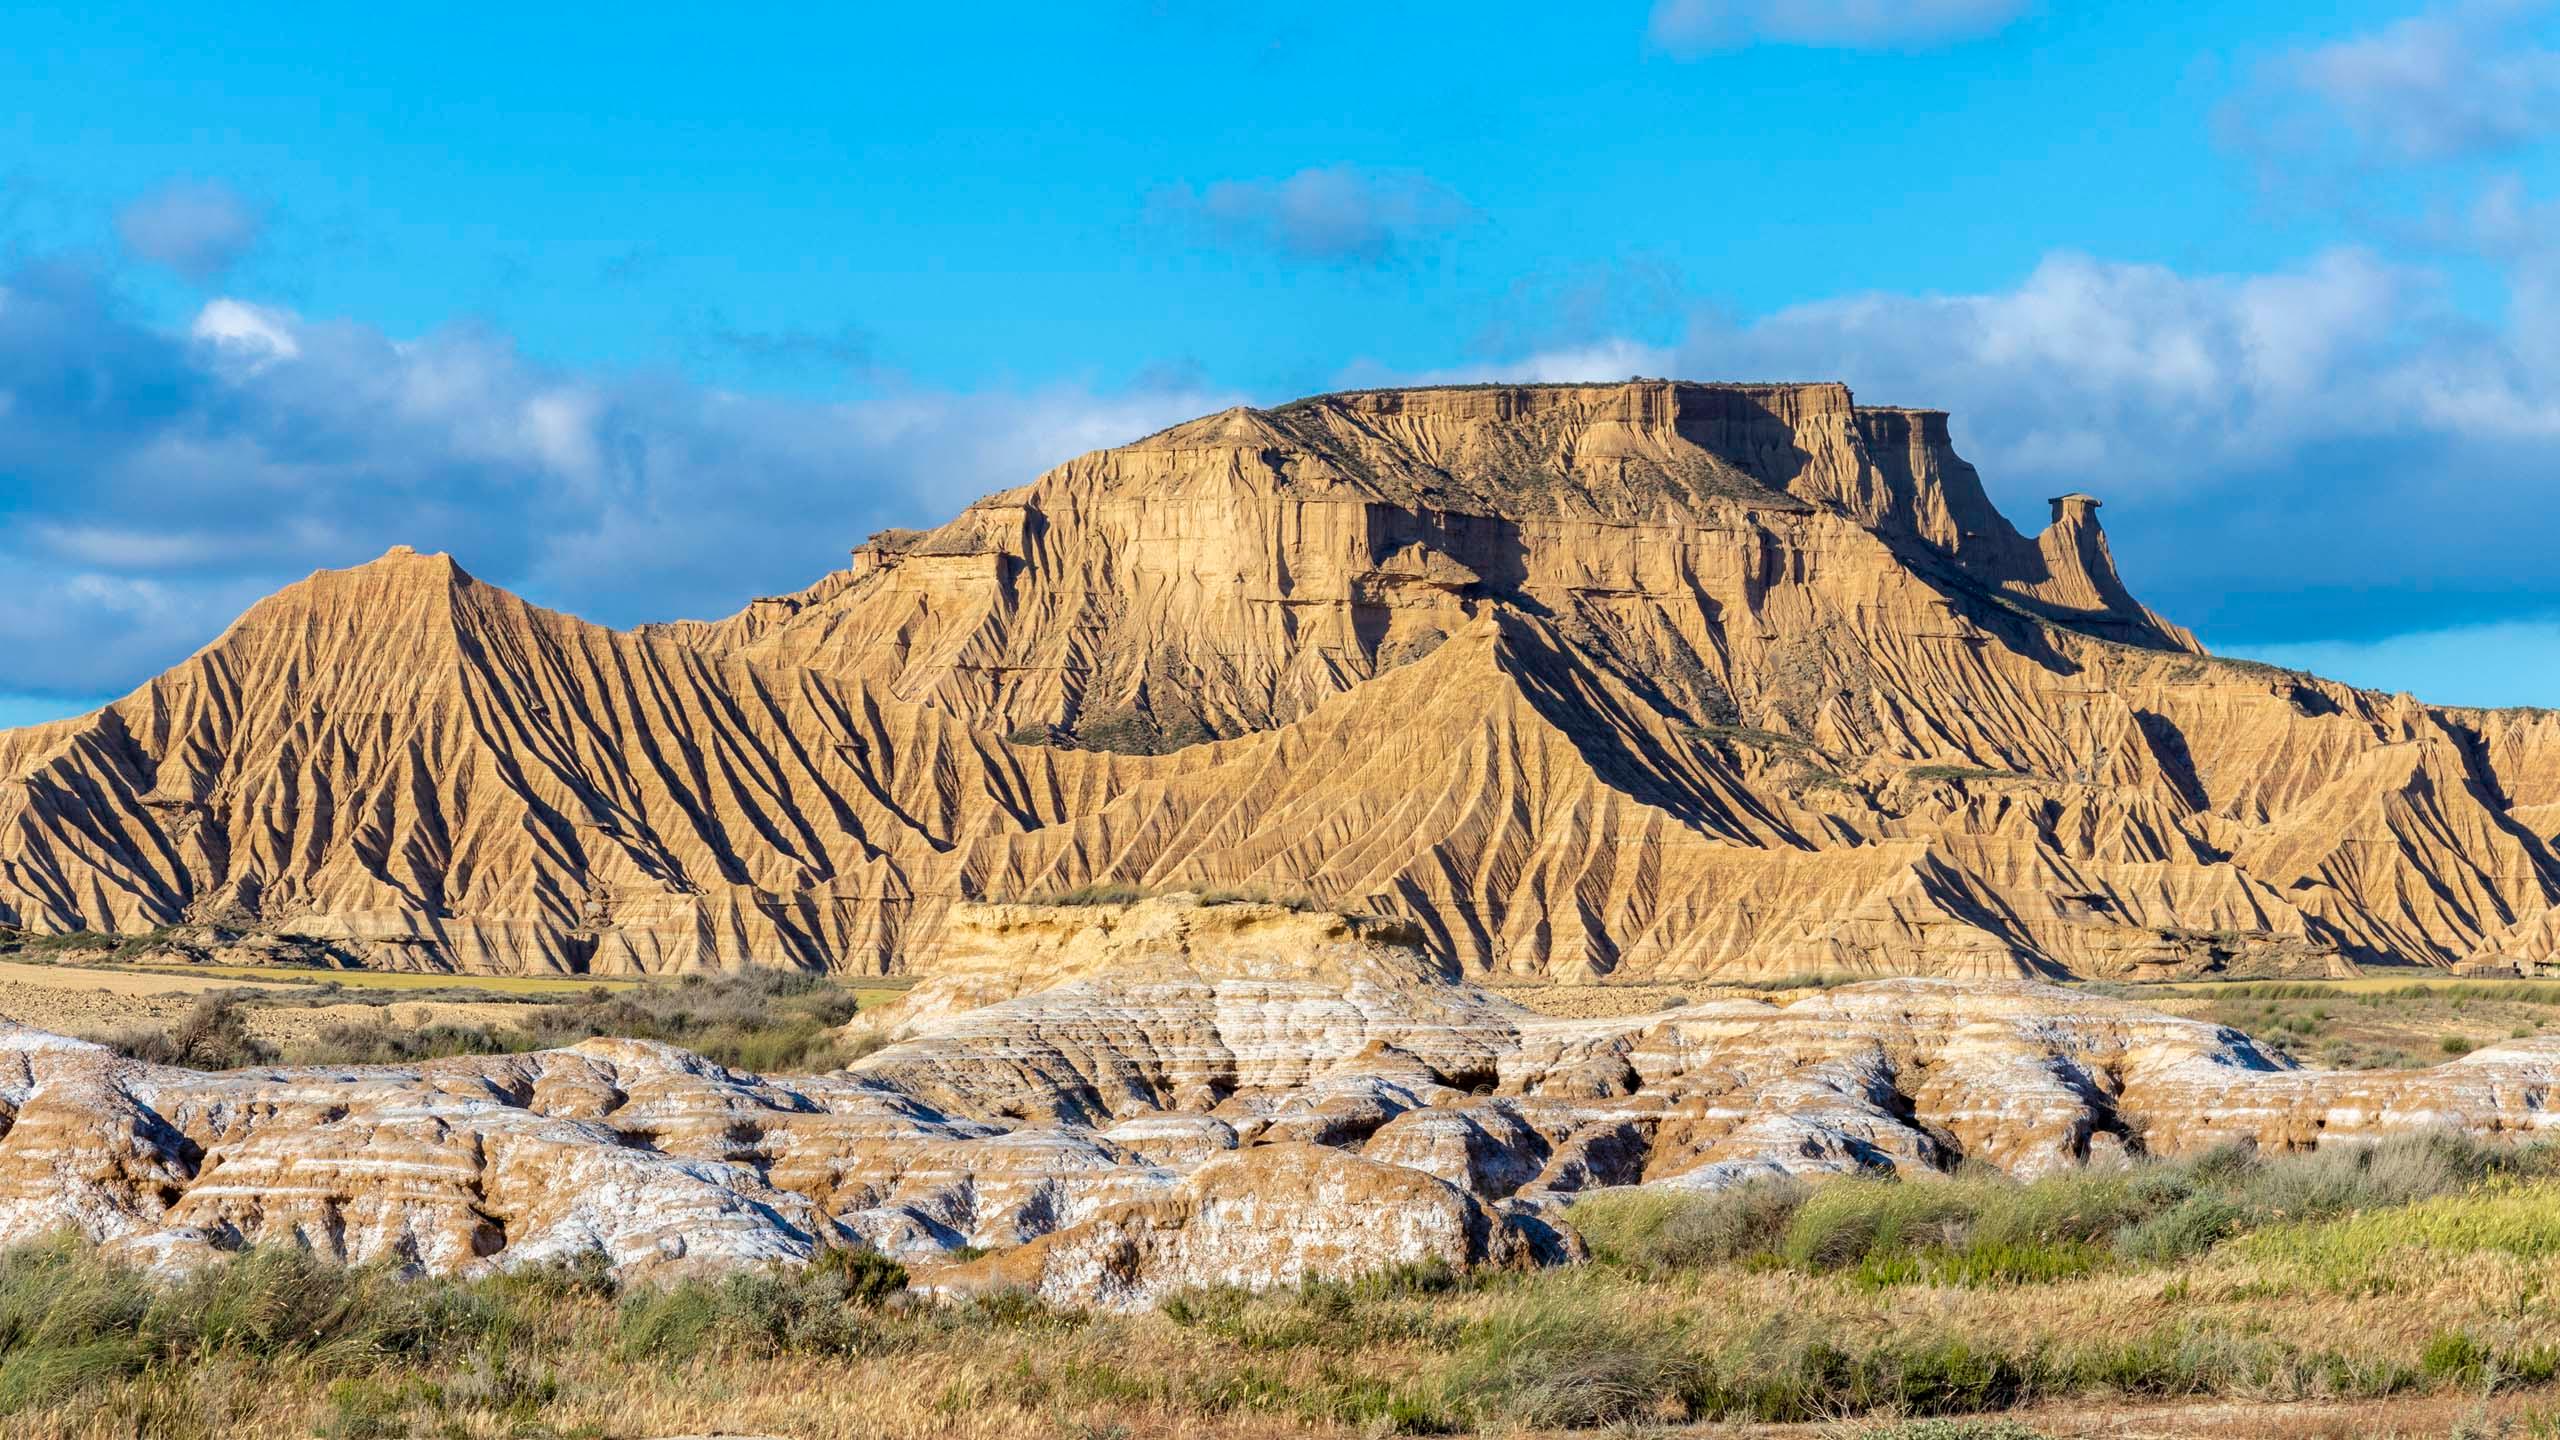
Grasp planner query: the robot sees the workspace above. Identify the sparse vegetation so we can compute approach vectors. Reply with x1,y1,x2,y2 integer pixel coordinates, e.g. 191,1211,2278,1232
41,962,2560,1435
10,1135,2560,1436
92,969,884,1074
1571,1132,2560,1283
1069,703,1212,756
2107,977,2560,1069
1019,881,1149,907
1904,763,2031,784
96,993,278,1070
1197,885,1320,911
0,926,194,964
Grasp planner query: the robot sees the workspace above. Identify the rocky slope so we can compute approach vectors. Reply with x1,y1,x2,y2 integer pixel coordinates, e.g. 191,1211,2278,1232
9,896,2559,1307
3,380,2557,979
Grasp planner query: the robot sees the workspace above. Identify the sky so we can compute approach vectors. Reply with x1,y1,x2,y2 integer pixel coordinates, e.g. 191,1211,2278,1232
5,0,2560,722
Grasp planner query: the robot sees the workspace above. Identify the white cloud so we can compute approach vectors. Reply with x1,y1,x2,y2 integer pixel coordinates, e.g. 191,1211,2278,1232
1685,247,2439,496
1648,0,2029,53
190,298,301,365
2221,0,2560,191
117,180,263,282
1155,166,1477,264
2287,3,2560,164
0,266,1235,695
61,573,177,619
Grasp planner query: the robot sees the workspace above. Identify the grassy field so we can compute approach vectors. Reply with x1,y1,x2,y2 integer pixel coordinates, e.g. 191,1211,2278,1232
9,1136,2560,1437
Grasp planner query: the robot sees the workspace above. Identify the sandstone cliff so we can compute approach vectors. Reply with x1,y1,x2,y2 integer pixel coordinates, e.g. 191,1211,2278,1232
2,381,2555,979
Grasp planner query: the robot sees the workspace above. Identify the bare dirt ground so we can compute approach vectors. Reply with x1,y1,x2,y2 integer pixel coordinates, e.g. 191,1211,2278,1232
1496,973,2560,1077
1492,982,1700,1016
0,959,537,1046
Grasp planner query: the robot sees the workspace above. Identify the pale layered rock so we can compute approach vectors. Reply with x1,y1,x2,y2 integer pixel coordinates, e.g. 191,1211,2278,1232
10,903,2560,1307
1,383,2555,981
954,1142,1540,1311
853,898,1523,1125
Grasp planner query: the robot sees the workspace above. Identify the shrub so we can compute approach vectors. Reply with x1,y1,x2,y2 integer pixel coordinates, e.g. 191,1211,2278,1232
283,1018,512,1065
99,993,277,1070
1853,1238,2109,1290
616,1248,906,1359
2420,1331,2489,1383
1568,1179,1808,1273
2113,1193,2245,1264
1445,1300,1693,1428
1779,1179,1977,1273
2244,1182,2560,1285
2233,1132,2516,1221
511,968,867,1072
0,1239,538,1416
1197,886,1319,911
0,1236,152,1409
1024,882,1146,907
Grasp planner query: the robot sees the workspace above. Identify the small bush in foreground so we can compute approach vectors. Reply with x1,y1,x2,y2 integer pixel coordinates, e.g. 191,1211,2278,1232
1444,1300,1694,1429
616,1249,907,1359
99,993,277,1070
1568,1178,1808,1273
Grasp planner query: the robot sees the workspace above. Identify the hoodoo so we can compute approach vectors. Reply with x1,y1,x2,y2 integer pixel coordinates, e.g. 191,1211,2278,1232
2,380,2557,981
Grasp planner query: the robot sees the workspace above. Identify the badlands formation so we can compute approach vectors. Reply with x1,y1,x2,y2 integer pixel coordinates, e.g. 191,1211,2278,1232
3,380,2560,1302
0,380,2554,983
3,895,2559,1303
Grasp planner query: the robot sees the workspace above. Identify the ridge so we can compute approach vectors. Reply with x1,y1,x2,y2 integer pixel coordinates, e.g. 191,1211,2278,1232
1,379,2554,983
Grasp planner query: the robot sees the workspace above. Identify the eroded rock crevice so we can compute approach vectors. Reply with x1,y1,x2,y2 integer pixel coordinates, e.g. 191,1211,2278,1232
5,896,2558,1307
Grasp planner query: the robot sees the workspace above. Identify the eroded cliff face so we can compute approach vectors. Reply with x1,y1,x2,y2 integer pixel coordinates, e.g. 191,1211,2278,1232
710,382,2195,748
9,899,2559,1308
0,381,2555,979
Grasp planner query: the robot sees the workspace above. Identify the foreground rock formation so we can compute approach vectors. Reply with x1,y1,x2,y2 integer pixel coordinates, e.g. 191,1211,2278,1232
3,381,2558,979
7,897,2559,1307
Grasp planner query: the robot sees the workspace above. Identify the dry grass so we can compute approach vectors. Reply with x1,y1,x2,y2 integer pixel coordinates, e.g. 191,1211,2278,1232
73,971,905,1073
16,1149,2560,1438
103,964,643,997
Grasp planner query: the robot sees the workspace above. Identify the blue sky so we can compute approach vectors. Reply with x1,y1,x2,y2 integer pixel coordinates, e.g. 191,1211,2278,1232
5,0,2560,720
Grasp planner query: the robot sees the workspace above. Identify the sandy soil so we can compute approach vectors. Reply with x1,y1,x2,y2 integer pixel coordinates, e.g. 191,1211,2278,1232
0,959,294,1033
0,960,537,1046
1490,983,1702,1017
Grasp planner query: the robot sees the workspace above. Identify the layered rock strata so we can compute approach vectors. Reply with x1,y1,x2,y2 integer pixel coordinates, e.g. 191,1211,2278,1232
8,898,2559,1307
2,382,2557,979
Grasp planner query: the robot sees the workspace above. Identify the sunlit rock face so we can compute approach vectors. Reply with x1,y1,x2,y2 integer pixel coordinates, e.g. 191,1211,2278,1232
7,897,2559,1308
5,380,2560,984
